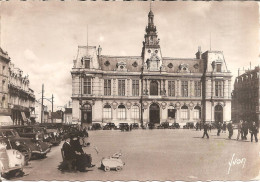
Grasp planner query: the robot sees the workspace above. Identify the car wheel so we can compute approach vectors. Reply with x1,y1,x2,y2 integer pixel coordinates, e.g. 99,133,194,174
116,166,122,171
104,166,110,172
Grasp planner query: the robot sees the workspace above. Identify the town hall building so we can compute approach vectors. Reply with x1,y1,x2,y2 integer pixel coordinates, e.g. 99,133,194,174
71,10,232,127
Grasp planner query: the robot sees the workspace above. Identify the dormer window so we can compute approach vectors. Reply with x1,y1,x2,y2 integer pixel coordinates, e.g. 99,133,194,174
85,59,90,69
216,64,221,72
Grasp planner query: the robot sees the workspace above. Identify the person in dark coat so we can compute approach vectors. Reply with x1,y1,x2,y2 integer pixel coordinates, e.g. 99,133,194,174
202,122,209,139
227,121,233,139
217,122,222,136
242,121,249,140
222,122,227,133
237,120,243,140
196,122,199,131
70,134,94,172
250,122,258,142
62,138,76,171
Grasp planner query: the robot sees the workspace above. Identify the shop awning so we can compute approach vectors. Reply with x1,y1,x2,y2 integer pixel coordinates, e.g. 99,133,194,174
0,116,13,126
21,112,28,122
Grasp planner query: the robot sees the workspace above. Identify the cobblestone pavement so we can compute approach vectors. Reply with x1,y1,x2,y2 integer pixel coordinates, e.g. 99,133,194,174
15,129,260,181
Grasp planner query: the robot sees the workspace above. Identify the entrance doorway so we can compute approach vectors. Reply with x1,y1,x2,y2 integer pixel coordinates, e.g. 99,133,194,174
81,103,92,124
214,105,223,123
149,103,160,124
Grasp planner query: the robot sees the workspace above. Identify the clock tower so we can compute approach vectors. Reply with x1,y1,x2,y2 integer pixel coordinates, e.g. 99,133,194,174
141,10,163,71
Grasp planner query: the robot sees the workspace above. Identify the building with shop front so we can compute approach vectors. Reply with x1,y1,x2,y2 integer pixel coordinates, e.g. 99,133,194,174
0,47,12,125
8,63,35,125
232,66,260,124
71,10,232,127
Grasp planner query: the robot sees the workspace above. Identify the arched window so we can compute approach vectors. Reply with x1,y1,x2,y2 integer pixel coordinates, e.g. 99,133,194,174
103,104,112,119
132,105,140,121
168,105,176,119
181,105,188,119
118,105,126,120
194,106,201,119
150,80,158,95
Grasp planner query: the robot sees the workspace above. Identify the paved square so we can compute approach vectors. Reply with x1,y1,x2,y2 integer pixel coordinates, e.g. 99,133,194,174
17,129,260,181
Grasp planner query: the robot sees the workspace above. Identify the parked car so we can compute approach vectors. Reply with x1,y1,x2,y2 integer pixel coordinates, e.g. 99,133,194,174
13,126,61,146
183,122,195,129
119,123,130,131
103,123,116,130
148,122,155,129
169,123,180,129
0,129,31,164
157,122,170,129
0,142,25,179
130,123,139,129
1,127,51,159
91,123,102,130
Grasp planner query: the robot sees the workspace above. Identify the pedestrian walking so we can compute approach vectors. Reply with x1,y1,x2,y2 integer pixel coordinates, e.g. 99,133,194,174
242,121,249,140
209,123,212,132
237,120,243,140
250,121,258,142
222,122,226,133
196,122,199,131
202,122,209,139
217,122,222,136
227,120,233,139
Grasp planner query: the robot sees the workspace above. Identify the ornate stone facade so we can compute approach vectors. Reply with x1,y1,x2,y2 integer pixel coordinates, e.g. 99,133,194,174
0,48,11,116
232,66,260,124
8,63,35,125
71,10,232,127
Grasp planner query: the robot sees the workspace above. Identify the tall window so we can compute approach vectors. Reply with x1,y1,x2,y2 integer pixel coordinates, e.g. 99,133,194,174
168,81,175,97
103,104,112,119
194,106,201,119
194,81,201,97
216,64,221,72
181,105,188,119
181,81,188,97
118,105,126,119
215,81,223,97
118,80,125,96
104,79,111,96
150,80,158,95
132,80,139,96
83,77,91,94
132,105,140,120
85,59,90,69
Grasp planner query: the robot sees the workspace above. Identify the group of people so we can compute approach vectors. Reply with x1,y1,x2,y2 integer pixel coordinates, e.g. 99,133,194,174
61,126,95,172
201,120,259,142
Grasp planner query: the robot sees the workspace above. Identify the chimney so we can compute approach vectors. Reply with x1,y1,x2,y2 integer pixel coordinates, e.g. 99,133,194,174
195,46,202,59
97,45,102,57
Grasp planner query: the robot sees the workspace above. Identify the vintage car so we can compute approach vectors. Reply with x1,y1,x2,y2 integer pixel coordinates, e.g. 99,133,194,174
0,142,25,178
183,122,195,129
130,123,139,129
0,129,31,164
0,128,51,159
147,122,155,129
119,123,130,131
91,123,103,130
169,123,180,129
157,122,170,129
13,126,61,146
103,123,116,130
38,124,62,146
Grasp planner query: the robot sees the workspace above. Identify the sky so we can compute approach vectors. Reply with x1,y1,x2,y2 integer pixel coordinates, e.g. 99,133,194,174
0,1,259,110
